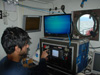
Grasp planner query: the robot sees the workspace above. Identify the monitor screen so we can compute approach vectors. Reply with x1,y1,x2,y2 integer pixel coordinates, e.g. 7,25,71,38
23,15,42,32
52,50,59,57
44,14,71,38
91,52,100,74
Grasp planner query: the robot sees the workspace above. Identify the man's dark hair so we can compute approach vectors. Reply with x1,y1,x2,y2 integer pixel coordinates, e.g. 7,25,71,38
1,27,31,54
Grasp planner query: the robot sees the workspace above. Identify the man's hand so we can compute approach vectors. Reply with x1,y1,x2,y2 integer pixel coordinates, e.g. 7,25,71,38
41,50,48,60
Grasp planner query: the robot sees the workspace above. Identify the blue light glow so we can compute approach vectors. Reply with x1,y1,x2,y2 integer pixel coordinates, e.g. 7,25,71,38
44,15,71,35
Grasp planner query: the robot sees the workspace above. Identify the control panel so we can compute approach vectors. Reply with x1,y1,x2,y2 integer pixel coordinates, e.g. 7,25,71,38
40,38,89,75
42,43,73,72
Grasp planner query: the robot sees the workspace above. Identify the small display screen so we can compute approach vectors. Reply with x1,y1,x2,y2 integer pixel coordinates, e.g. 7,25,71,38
52,50,59,57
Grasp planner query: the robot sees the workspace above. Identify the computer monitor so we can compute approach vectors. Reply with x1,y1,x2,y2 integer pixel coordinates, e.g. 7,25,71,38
23,15,42,32
44,14,72,38
91,51,100,74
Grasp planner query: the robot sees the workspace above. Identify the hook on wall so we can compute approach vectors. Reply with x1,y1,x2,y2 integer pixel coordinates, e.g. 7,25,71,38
49,5,67,14
61,5,66,14
49,7,61,14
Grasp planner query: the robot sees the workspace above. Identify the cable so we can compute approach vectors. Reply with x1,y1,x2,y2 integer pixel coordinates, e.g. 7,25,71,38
29,0,55,10
61,5,66,14
89,47,100,49
17,3,62,14
80,0,87,8
89,43,100,49
70,16,73,41
20,0,59,14
17,4,49,12
3,0,63,14
68,34,71,48
80,1,84,8
61,6,73,41
89,43,96,51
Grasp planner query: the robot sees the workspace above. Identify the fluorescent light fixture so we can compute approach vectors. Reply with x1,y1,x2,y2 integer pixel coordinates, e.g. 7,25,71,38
7,0,19,4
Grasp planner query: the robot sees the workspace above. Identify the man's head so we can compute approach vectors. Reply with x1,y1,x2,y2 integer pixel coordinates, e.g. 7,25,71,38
1,27,31,56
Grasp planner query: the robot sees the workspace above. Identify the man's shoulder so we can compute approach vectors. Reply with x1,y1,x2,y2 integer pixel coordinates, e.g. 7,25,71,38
0,56,7,65
0,56,31,75
0,56,8,75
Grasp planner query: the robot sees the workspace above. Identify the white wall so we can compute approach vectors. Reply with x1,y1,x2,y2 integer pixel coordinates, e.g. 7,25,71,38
53,0,100,13
0,0,53,60
0,1,20,59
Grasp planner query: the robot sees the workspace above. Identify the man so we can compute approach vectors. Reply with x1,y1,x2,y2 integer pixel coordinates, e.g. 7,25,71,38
0,27,48,75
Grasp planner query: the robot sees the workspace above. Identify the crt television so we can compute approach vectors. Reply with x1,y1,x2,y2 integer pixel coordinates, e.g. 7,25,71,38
23,15,42,32
44,14,71,38
91,51,100,74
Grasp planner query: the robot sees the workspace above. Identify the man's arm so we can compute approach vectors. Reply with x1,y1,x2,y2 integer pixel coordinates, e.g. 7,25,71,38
31,50,48,75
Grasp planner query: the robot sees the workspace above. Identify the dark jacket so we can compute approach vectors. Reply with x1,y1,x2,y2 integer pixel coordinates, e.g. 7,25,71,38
0,56,48,75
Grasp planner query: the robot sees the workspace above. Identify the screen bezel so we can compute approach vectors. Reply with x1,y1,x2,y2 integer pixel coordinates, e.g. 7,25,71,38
23,15,42,33
43,14,72,38
91,51,100,74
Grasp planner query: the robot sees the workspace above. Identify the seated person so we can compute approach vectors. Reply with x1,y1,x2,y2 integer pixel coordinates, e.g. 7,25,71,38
0,27,48,75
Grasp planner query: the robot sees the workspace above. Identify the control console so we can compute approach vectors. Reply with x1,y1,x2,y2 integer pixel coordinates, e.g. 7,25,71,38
40,38,89,75
42,43,73,74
